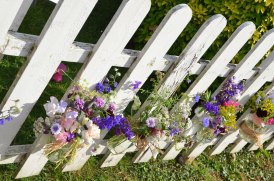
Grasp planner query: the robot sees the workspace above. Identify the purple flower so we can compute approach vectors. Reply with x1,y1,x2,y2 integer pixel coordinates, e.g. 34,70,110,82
67,133,75,142
114,82,118,88
202,117,210,127
214,127,226,136
59,100,68,113
103,78,109,83
74,97,85,110
194,94,200,103
115,128,122,135
96,82,104,93
66,111,78,119
51,123,62,135
131,81,142,90
94,97,105,108
203,102,219,116
146,118,156,128
108,103,116,112
0,118,4,125
104,84,112,93
169,127,180,137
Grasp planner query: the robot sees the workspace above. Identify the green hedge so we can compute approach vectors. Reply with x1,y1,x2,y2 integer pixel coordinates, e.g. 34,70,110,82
134,0,274,63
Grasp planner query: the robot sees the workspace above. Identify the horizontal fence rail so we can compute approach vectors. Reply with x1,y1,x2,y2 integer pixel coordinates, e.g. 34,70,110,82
0,0,273,179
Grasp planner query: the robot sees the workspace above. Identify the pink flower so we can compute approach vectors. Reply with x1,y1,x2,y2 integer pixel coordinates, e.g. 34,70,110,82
54,132,68,143
52,63,67,82
267,118,274,125
224,100,239,107
62,118,78,132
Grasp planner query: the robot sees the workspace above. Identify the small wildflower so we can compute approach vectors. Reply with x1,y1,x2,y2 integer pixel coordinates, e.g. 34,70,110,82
146,117,156,128
131,81,142,90
51,123,62,135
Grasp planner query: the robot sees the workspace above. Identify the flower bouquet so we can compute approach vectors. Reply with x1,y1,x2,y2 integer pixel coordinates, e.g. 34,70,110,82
194,77,244,142
33,72,132,166
125,72,192,158
239,90,274,144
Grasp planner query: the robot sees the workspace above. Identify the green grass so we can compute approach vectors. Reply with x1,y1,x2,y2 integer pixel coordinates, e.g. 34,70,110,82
0,0,273,180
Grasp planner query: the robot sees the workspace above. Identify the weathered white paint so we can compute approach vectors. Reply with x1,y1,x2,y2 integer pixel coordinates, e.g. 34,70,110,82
209,131,239,155
9,0,33,32
0,0,25,52
159,14,227,97
113,4,192,113
229,138,248,153
0,0,98,156
99,140,132,167
180,22,255,106
136,14,226,117
162,142,185,160
184,138,219,162
15,135,50,179
265,138,274,150
62,0,151,171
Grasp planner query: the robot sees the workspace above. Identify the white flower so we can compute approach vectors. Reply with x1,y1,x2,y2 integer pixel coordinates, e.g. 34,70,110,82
44,97,59,117
10,100,22,116
44,97,67,117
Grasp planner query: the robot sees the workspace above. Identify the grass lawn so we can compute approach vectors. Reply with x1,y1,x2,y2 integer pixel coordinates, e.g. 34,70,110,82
0,0,273,180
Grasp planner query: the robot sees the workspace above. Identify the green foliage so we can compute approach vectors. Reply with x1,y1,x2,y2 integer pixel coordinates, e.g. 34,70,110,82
134,0,274,63
249,91,274,121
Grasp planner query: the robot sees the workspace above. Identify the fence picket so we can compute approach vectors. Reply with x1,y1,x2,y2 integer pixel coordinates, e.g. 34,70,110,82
62,0,151,171
229,138,248,153
0,0,25,53
15,135,50,179
265,138,274,150
0,0,97,155
113,4,192,113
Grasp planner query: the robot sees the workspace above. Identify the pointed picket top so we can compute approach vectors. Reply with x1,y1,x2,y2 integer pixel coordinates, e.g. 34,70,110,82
212,28,274,98
74,0,151,91
158,14,227,96
183,22,255,100
135,14,227,117
239,50,274,105
113,4,192,113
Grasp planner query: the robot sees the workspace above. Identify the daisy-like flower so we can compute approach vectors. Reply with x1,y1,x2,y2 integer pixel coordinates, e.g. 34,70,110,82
51,122,62,135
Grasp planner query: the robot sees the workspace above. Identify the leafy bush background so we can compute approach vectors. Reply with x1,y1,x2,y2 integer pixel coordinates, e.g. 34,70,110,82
134,0,274,63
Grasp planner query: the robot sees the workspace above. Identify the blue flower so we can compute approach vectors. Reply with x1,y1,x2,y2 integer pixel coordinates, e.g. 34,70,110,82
96,82,104,93
113,82,118,88
104,84,112,93
5,116,12,122
131,81,142,90
194,94,200,103
51,123,62,135
202,117,210,127
0,118,4,125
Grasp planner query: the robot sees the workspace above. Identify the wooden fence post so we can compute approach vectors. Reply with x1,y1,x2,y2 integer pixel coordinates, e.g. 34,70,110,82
0,0,97,166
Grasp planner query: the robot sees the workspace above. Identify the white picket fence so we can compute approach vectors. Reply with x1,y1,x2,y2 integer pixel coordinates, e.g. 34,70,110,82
0,0,273,179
